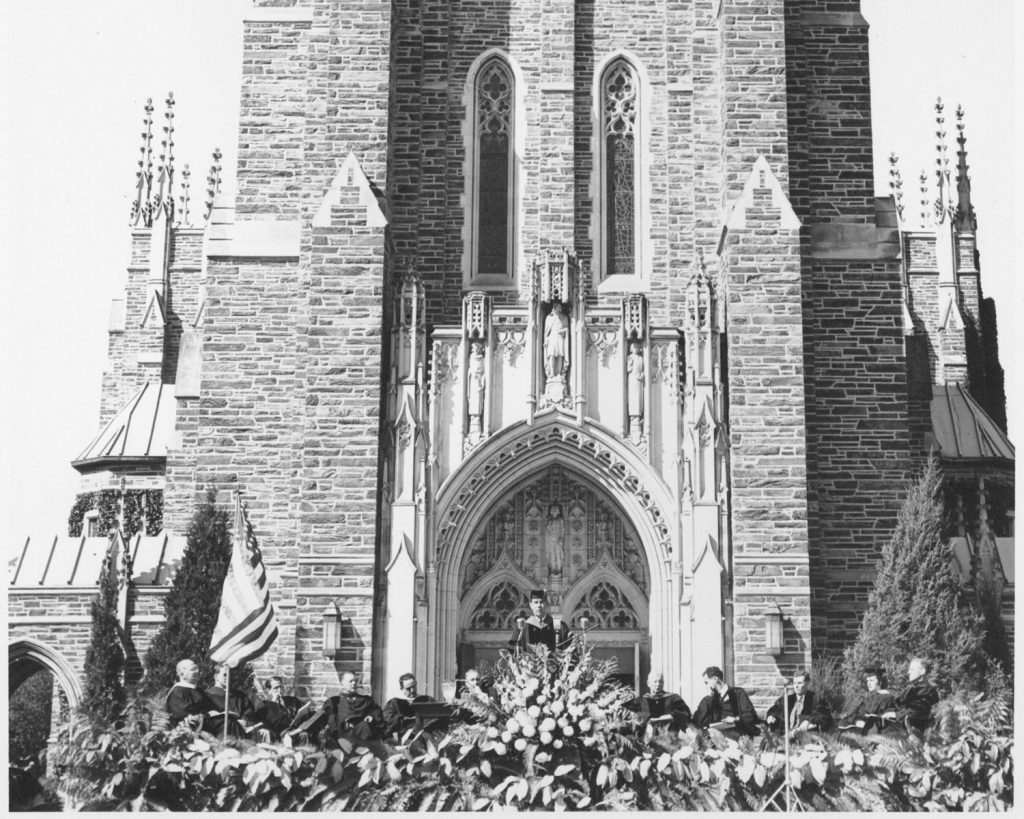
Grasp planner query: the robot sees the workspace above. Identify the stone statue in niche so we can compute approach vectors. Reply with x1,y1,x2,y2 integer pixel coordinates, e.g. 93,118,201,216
466,341,486,444
543,302,570,403
544,503,565,575
626,341,644,443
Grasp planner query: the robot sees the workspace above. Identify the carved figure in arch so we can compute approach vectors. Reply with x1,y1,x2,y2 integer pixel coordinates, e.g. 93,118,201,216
626,341,644,442
467,342,486,443
544,503,566,575
543,302,570,388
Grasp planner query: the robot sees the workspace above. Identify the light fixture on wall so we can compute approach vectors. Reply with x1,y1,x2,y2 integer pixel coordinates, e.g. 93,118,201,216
765,606,784,656
322,605,342,658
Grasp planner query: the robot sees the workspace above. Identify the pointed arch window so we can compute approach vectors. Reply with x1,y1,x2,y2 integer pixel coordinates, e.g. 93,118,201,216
474,57,515,279
603,59,638,279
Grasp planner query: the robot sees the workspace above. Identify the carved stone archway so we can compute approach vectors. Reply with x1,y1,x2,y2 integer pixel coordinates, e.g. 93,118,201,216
9,638,83,707
426,409,680,692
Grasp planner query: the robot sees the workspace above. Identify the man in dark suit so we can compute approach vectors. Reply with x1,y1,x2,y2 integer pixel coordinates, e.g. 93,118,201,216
693,665,759,737
883,657,939,733
631,671,691,731
164,658,219,730
838,667,895,733
765,670,831,734
508,589,571,653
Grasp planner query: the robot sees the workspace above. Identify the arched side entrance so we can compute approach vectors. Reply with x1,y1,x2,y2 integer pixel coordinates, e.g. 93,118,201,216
428,411,683,693
9,639,82,708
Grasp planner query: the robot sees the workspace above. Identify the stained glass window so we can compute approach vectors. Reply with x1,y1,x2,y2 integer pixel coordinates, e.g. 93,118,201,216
476,59,513,277
603,61,638,278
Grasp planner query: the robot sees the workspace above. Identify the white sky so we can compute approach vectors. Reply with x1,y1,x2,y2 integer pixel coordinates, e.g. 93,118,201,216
2,1,1020,555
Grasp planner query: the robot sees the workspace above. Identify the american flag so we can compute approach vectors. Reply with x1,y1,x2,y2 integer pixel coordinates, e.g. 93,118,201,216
209,493,278,667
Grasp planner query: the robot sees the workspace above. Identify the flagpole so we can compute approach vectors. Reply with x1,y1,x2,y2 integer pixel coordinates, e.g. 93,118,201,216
224,664,230,744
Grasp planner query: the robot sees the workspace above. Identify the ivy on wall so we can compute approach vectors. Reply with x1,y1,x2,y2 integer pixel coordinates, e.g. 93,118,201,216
68,490,164,538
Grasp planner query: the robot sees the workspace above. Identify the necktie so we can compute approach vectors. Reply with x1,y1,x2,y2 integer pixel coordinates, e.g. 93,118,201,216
790,696,804,729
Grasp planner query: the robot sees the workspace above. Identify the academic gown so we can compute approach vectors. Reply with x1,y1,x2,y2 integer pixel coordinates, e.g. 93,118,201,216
839,689,896,730
508,614,571,652
383,694,437,739
165,684,218,729
255,695,305,736
321,693,385,742
892,680,939,731
693,686,760,736
766,690,831,732
631,691,691,730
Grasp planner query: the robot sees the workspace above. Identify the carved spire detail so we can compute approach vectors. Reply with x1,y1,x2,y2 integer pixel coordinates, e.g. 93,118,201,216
129,93,179,227
178,164,192,227
933,97,953,222
888,152,904,224
954,104,978,233
919,169,930,229
130,98,155,226
204,147,223,222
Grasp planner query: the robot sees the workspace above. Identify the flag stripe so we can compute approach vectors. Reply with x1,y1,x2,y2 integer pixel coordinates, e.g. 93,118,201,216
209,495,278,667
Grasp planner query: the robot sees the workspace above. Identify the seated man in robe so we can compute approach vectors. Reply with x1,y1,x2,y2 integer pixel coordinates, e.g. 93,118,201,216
630,671,691,732
837,667,895,734
765,670,831,735
164,658,219,730
507,589,572,653
382,673,438,741
204,663,263,739
882,657,939,734
454,667,495,724
692,665,760,737
295,671,384,746
460,668,493,705
254,676,314,740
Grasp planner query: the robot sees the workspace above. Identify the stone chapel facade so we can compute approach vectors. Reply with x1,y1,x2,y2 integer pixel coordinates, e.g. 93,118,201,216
9,0,1014,710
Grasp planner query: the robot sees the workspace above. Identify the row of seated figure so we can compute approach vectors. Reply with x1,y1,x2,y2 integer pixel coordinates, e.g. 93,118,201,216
164,648,940,747
631,658,940,740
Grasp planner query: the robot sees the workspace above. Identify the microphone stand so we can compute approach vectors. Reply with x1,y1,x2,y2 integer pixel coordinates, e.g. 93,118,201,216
761,684,804,813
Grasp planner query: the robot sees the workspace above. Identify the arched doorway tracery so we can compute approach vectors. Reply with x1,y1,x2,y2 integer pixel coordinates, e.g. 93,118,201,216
427,413,680,694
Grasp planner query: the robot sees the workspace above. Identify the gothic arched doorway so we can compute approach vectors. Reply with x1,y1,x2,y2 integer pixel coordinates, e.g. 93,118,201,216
456,465,650,691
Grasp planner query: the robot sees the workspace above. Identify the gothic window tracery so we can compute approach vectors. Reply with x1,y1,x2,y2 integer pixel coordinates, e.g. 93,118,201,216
474,57,514,278
602,59,638,279
458,466,647,634
468,581,531,630
570,581,640,630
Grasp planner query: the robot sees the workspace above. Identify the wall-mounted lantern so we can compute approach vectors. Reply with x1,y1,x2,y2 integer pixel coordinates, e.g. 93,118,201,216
765,606,784,656
322,605,342,658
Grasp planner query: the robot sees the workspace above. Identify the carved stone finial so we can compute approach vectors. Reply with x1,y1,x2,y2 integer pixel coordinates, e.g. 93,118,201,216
178,164,192,227
934,97,953,221
954,103,977,232
204,147,223,222
130,98,155,226
154,92,176,223
888,152,904,223
919,169,930,228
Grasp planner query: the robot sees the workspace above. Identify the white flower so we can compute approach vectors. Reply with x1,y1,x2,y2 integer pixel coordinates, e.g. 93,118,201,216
528,705,542,719
536,751,551,764
494,742,507,756
549,700,565,715
562,725,575,737
501,730,513,743
514,737,528,752
553,739,564,749
487,726,500,739
540,731,554,745
536,694,547,705
579,718,593,732
522,724,536,738
556,717,569,728
540,717,557,733
507,718,521,734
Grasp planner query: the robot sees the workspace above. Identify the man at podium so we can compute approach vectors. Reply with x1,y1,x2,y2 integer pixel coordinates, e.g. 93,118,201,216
508,589,571,652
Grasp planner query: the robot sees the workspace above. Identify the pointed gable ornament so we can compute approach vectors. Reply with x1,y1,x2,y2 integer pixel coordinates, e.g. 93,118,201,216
313,152,388,228
720,155,800,251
